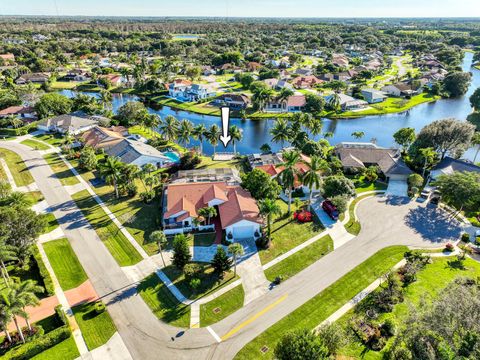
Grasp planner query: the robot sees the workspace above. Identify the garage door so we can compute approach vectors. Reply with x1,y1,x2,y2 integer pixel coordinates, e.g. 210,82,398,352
233,225,254,239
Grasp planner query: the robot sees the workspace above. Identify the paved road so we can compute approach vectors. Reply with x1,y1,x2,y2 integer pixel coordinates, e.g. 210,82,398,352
0,141,465,360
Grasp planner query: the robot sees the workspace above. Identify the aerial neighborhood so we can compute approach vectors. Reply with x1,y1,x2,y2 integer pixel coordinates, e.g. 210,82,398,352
0,12,480,360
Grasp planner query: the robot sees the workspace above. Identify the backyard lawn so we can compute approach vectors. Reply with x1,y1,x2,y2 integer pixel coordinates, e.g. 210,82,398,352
72,189,143,266
162,264,237,300
235,246,408,360
137,273,190,328
258,201,324,264
20,138,51,150
200,285,245,327
337,257,480,359
44,153,79,186
73,301,117,350
264,234,333,282
0,148,34,186
43,238,88,290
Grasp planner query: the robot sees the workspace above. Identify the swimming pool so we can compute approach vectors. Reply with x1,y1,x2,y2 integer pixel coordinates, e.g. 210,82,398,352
164,151,180,163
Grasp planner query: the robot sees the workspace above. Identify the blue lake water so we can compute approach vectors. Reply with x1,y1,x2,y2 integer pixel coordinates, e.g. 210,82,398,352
58,52,479,159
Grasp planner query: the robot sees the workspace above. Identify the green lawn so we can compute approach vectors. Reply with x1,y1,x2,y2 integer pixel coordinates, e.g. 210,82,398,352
43,238,88,291
44,153,79,186
73,301,117,350
69,159,162,256
72,189,143,266
137,273,190,328
264,235,333,282
339,94,440,118
24,190,44,204
343,193,377,236
338,257,480,359
40,212,59,234
20,139,51,150
162,264,237,300
31,336,79,360
200,285,245,327
234,246,408,360
258,201,324,264
353,176,388,194
34,134,65,147
0,148,34,186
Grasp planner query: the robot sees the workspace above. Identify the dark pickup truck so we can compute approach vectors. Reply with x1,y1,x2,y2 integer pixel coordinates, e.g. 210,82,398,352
322,199,339,221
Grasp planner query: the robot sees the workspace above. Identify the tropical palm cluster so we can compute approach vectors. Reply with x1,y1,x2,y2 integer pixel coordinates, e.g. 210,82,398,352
0,182,48,346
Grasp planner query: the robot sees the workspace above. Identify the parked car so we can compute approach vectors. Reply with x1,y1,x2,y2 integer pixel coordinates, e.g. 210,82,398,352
322,199,339,220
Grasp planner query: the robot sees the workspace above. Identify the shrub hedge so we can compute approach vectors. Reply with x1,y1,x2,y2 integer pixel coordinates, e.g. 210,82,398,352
31,246,55,296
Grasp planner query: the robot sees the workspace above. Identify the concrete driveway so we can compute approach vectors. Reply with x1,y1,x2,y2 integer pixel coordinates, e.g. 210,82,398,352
356,195,463,248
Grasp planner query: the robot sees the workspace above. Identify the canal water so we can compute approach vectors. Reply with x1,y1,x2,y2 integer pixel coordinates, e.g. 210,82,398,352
58,52,480,159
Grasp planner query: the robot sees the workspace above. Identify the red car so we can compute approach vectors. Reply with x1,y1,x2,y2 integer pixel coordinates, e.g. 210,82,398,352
322,200,339,221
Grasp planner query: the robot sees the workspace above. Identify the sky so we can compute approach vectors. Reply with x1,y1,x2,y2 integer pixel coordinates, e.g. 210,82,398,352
0,0,479,18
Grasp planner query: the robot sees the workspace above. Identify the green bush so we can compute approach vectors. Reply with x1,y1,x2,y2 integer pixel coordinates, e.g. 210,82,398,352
94,301,106,314
54,305,68,326
3,326,71,360
461,233,471,242
31,246,55,296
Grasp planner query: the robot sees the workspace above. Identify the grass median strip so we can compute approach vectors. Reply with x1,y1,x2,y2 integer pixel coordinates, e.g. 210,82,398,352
137,273,191,328
72,189,143,266
344,193,378,236
44,153,79,186
264,234,334,282
43,238,88,290
200,284,245,327
20,138,51,150
73,301,117,350
234,245,408,360
0,147,34,186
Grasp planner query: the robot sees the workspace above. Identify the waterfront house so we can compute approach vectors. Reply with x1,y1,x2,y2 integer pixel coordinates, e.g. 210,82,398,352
335,142,412,181
80,126,127,150
105,139,174,168
265,95,306,113
361,88,388,104
168,79,192,99
325,93,368,111
213,94,250,109
381,82,421,97
429,157,480,182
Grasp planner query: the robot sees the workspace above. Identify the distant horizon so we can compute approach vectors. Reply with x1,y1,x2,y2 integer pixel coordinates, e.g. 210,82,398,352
1,0,479,18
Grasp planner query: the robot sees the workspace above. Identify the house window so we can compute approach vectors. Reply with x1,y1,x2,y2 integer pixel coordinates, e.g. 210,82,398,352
184,221,190,226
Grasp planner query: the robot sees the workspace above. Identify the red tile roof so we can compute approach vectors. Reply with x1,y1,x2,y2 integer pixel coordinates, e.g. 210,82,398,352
218,187,263,228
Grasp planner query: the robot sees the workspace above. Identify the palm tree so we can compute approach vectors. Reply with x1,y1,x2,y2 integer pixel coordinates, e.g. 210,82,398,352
471,132,480,163
259,199,281,247
419,147,437,178
149,230,168,267
99,89,113,110
302,156,329,210
6,115,22,129
178,119,194,148
229,125,243,154
270,118,290,149
206,124,221,155
308,118,323,137
99,157,124,199
277,88,294,104
328,92,341,113
198,206,217,225
228,243,244,277
6,192,30,208
192,124,207,154
158,115,179,142
323,132,334,139
351,131,365,140
121,164,140,188
0,306,13,344
0,240,16,286
14,280,42,332
0,290,26,343
279,150,301,213
148,114,161,136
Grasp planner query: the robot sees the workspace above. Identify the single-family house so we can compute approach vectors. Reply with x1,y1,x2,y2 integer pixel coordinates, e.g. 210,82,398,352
80,126,127,150
429,157,480,182
335,142,413,181
168,79,192,98
265,95,306,113
0,54,15,63
248,152,283,168
185,84,216,101
99,74,128,87
295,68,313,76
106,139,174,168
37,114,98,135
381,82,421,97
162,182,263,239
172,168,241,185
291,75,323,89
246,62,262,72
361,88,388,104
0,106,36,121
263,78,278,89
325,93,368,111
213,94,250,109
16,73,50,84
332,54,349,68
64,69,91,82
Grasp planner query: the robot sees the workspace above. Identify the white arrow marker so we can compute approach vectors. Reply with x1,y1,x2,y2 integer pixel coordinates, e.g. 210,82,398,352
219,107,231,147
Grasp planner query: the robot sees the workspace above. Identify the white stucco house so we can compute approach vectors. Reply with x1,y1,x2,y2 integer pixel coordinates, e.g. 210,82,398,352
105,139,175,168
